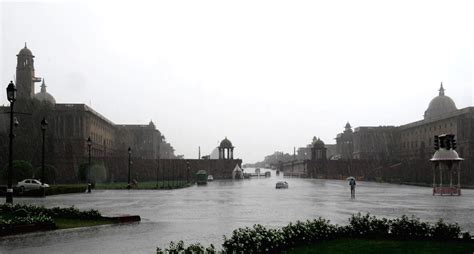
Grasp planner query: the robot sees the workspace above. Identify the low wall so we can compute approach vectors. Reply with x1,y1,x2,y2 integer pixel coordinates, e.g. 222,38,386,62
282,159,474,186
50,157,242,183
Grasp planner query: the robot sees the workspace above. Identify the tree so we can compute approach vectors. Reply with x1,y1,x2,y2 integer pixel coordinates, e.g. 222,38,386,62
1,160,34,183
78,161,107,183
34,164,56,184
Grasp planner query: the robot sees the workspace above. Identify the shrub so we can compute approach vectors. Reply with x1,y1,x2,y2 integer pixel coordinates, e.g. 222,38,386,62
431,219,461,240
0,203,102,220
347,213,390,238
160,214,472,253
0,214,54,225
156,240,216,254
303,218,338,242
46,185,87,195
462,231,471,241
223,224,284,253
390,215,431,240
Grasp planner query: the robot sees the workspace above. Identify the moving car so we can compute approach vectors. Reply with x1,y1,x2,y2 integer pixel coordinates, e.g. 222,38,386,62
17,179,49,191
275,181,288,189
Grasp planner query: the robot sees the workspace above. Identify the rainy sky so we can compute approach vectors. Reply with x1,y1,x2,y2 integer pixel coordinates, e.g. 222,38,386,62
1,0,472,163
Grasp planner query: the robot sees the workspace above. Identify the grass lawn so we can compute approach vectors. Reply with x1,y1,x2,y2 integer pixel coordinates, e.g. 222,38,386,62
289,239,474,254
95,181,190,190
54,218,115,229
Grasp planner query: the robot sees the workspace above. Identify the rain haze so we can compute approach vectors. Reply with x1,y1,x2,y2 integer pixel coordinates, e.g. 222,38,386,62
1,0,472,163
2,1,474,253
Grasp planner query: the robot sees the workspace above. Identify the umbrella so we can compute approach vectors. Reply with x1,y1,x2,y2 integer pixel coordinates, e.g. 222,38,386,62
346,176,355,181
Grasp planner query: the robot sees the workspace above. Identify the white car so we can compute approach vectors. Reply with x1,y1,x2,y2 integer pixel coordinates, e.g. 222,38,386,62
17,179,50,191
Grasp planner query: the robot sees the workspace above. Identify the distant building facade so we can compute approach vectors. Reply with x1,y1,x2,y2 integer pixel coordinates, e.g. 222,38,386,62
335,122,354,159
334,84,474,161
0,45,177,182
353,126,399,160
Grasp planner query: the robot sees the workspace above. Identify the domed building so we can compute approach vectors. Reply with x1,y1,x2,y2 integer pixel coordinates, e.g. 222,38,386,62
398,83,473,160
335,83,474,161
34,79,56,104
0,44,178,183
424,83,457,120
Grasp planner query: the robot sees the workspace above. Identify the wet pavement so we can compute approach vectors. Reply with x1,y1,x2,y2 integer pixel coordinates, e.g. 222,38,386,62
1,169,473,253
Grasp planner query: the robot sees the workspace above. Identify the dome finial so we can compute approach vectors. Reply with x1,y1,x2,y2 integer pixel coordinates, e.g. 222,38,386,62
345,122,351,129
40,78,46,93
439,82,445,96
24,42,27,48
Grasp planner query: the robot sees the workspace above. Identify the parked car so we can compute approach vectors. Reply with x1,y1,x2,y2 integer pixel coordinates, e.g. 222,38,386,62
17,179,49,192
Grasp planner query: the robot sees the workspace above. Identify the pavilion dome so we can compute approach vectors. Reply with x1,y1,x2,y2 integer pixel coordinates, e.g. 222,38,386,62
18,43,33,56
424,83,457,120
312,137,325,148
34,79,56,104
219,137,233,148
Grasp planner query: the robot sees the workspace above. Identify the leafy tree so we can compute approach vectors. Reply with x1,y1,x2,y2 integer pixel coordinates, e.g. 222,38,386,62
34,164,56,184
1,160,34,183
78,161,107,183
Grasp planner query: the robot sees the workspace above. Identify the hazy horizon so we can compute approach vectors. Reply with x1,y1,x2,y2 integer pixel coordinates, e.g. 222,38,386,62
1,0,472,163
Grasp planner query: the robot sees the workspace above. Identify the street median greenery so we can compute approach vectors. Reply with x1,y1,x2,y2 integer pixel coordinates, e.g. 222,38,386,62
95,181,191,190
156,213,473,253
0,203,112,235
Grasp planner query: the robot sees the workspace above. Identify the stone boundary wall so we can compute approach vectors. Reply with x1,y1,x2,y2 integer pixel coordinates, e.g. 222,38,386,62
50,157,242,183
291,159,474,186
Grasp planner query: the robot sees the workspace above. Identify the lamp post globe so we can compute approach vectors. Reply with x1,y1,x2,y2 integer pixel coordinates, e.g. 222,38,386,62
7,81,16,102
87,136,92,193
40,117,48,196
127,147,132,189
5,81,17,203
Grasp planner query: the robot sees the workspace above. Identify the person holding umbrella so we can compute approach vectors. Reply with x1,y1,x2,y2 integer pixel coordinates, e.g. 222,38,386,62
347,176,356,198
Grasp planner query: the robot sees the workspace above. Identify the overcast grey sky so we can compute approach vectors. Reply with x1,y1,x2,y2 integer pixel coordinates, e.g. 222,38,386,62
1,0,472,163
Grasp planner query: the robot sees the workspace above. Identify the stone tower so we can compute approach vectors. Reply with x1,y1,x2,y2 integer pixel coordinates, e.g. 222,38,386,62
16,43,40,100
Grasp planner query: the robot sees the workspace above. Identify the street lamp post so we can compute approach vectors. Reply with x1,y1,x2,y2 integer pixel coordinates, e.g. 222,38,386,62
186,161,190,184
87,136,92,193
156,157,160,188
6,81,16,204
127,147,132,189
41,117,48,197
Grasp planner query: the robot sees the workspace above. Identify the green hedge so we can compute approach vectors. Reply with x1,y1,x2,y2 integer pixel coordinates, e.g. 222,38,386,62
46,185,88,195
0,203,102,220
156,213,471,253
0,214,54,225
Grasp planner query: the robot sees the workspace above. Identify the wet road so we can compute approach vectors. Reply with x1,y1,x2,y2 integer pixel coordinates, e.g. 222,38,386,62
1,169,473,253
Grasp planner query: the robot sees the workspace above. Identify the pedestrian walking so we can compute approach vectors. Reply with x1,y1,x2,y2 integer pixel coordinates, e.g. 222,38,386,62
349,178,356,198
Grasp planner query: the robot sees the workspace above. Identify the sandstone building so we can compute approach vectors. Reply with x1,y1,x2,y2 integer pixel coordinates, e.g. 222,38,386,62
333,84,473,161
0,45,177,182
